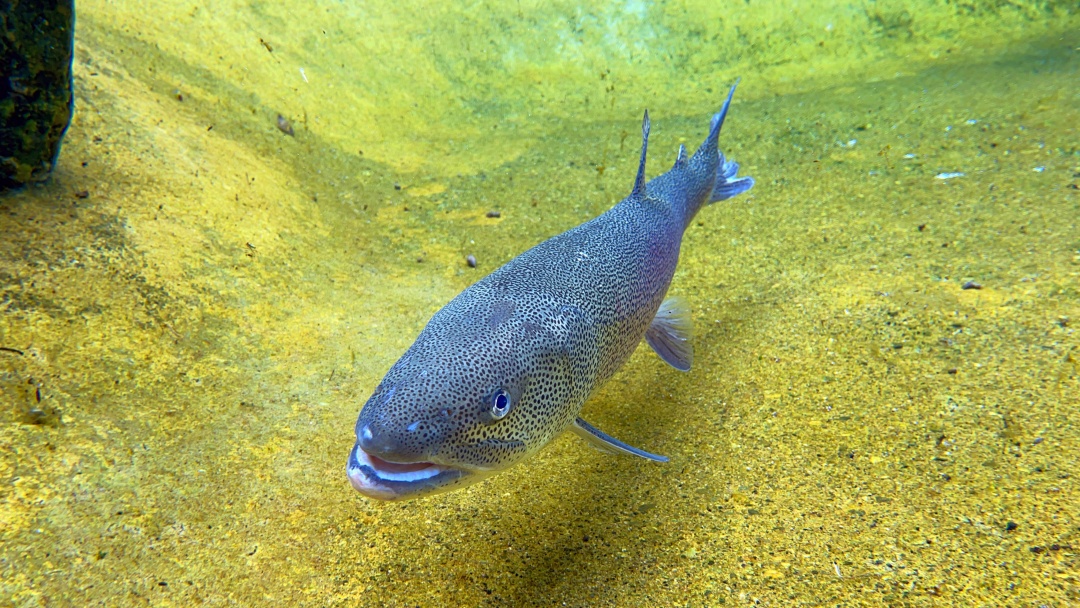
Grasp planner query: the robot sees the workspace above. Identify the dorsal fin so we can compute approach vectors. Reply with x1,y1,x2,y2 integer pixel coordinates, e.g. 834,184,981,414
631,109,650,198
673,143,688,168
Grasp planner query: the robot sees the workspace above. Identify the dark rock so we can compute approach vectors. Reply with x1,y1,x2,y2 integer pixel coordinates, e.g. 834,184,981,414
1,0,76,190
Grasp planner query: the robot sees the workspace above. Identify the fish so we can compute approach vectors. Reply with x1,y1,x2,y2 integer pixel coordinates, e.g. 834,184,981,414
348,83,755,500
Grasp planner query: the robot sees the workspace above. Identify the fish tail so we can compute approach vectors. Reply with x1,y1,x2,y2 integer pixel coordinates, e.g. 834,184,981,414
705,81,754,204
709,158,755,203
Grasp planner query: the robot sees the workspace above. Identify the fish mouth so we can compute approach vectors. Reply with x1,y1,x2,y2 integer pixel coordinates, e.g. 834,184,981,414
347,444,469,501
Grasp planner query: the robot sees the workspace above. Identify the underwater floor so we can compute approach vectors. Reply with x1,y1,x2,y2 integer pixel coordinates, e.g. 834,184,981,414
2,1,1078,606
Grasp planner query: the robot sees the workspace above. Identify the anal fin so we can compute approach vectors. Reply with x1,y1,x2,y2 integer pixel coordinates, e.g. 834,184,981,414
646,296,693,371
571,418,668,462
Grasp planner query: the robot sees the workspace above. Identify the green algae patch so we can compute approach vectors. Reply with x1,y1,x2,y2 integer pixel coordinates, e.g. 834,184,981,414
1,1,1078,606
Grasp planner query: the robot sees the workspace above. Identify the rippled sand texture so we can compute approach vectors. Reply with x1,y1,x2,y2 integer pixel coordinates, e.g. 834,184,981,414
1,1,1077,605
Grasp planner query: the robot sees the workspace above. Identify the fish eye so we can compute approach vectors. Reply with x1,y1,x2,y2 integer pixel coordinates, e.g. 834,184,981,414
490,389,511,420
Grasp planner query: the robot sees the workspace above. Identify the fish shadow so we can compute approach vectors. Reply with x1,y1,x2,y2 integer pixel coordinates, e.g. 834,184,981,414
445,299,766,606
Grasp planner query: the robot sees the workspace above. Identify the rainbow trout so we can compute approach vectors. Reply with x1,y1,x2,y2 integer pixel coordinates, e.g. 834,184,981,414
348,83,755,500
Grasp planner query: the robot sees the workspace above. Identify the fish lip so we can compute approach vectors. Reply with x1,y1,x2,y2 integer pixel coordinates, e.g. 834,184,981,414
347,444,467,500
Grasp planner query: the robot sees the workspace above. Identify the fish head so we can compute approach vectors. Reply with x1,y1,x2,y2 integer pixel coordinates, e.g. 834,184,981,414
348,297,581,500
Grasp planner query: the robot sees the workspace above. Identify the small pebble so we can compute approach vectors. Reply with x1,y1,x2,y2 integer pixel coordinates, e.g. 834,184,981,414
961,281,982,290
26,408,47,425
276,114,294,136
486,210,501,218
74,190,89,199
1005,521,1018,531
1033,437,1044,445
466,254,477,268
394,183,401,190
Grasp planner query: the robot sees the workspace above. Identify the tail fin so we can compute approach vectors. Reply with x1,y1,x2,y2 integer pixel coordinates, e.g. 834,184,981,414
710,158,755,202
705,80,754,203
702,80,739,153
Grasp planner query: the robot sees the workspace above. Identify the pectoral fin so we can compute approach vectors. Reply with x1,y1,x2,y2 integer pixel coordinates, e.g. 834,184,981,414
646,296,693,371
571,417,669,462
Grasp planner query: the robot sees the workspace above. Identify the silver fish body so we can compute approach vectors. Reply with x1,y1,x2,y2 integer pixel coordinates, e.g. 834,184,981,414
348,84,755,500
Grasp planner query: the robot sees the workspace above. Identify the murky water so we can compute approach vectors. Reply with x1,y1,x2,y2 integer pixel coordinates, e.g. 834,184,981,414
2,1,1077,605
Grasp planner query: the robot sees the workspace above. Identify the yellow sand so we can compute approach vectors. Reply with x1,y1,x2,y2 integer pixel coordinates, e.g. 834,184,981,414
1,1,1077,605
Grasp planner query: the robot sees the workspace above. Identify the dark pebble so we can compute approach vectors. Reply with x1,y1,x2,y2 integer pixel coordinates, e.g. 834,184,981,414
486,210,501,218
393,182,401,190
26,407,47,424
1005,521,1018,531
276,114,294,136
1033,437,1044,445
947,368,958,374
466,254,477,268
1030,546,1044,554
961,281,982,290
74,190,89,199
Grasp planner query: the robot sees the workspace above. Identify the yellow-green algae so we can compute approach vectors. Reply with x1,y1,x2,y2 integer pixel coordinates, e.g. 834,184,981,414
1,0,1078,605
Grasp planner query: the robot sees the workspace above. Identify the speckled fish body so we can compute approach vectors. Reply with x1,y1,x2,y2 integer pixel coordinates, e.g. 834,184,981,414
348,83,755,500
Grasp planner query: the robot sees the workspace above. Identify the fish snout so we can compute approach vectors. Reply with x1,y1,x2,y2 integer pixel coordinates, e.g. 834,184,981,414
356,420,434,464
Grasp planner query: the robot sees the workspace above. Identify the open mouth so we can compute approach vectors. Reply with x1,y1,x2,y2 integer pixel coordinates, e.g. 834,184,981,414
364,452,437,475
347,444,464,500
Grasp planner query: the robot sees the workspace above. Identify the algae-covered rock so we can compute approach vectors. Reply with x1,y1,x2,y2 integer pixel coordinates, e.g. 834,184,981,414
1,0,75,190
